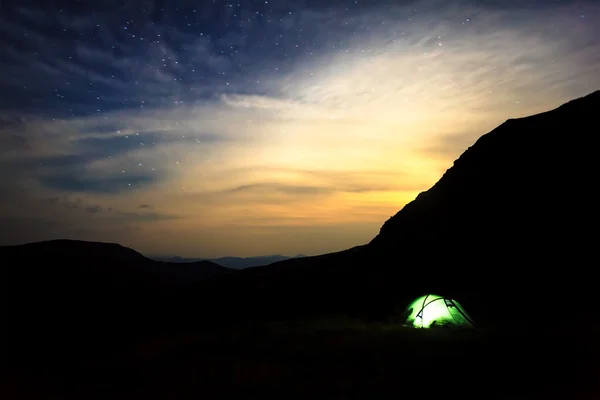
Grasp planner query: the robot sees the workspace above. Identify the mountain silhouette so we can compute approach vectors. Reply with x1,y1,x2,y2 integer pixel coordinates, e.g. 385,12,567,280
153,254,306,269
151,259,234,285
184,90,600,329
1,239,232,288
362,89,600,323
3,239,233,361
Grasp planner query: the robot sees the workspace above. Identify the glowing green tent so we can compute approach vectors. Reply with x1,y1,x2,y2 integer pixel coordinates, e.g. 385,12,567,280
404,294,475,328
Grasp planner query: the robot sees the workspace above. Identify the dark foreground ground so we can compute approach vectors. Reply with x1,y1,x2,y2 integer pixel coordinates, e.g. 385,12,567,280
4,318,599,399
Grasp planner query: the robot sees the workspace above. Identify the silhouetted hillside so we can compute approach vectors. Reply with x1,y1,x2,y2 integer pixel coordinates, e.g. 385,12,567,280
150,259,234,285
5,239,150,262
153,254,306,269
3,239,234,362
1,239,233,288
184,90,600,330
366,90,600,323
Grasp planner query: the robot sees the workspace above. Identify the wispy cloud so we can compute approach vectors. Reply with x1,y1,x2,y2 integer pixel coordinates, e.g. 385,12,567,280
0,0,599,256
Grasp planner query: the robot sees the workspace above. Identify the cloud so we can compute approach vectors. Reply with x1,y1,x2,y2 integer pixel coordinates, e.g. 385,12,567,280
218,182,408,197
224,183,330,196
0,0,599,257
221,94,298,110
39,173,159,194
85,205,103,214
0,5,236,116
0,188,180,247
417,131,485,163
281,8,600,119
117,211,181,223
210,167,421,199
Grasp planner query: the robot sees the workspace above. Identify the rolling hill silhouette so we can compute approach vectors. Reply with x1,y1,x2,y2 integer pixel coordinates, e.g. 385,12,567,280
2,238,232,288
3,239,233,361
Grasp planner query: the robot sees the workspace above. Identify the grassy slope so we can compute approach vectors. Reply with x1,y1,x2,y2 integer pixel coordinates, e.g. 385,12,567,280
6,319,598,399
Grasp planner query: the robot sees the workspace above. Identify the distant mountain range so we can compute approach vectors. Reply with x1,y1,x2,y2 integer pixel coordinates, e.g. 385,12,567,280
152,254,307,269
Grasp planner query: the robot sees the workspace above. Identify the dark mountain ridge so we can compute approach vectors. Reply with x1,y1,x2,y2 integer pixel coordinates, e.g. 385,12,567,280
365,90,600,313
4,239,149,261
375,90,600,242
3,239,234,361
1,238,232,288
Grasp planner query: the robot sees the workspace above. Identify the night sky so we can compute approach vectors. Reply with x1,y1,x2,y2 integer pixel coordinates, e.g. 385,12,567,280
1,0,599,258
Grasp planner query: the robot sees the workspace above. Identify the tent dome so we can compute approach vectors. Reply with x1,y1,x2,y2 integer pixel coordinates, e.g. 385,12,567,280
404,294,475,328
